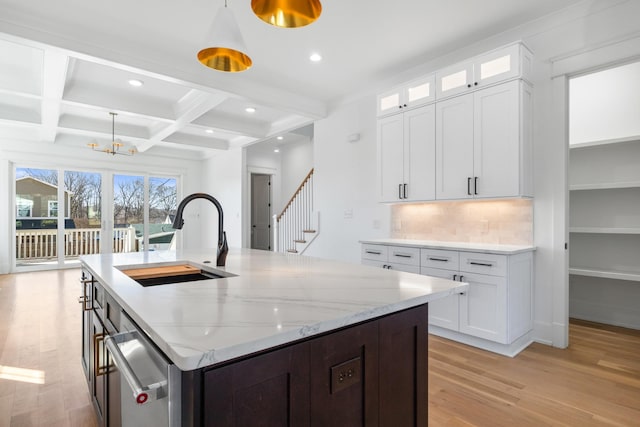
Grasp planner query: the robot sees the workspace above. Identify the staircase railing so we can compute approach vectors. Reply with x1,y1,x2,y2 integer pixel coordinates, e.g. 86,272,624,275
274,168,314,253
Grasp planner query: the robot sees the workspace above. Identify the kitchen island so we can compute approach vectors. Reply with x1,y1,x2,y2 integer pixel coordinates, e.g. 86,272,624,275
80,248,466,426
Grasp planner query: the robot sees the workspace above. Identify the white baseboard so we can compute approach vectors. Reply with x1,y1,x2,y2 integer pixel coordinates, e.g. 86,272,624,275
429,326,534,357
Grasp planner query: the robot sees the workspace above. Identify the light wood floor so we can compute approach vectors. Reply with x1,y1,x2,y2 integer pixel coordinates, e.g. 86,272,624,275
1,269,639,426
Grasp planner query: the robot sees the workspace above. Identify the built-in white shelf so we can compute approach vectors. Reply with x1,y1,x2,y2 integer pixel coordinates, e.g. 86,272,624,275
569,227,640,235
569,135,640,149
570,181,640,191
569,267,640,282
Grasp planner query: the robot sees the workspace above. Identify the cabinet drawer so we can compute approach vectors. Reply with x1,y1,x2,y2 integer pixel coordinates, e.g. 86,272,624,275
388,246,420,266
93,280,105,311
361,244,388,261
105,294,121,333
421,249,459,271
362,259,387,269
387,263,420,274
420,267,457,281
459,252,507,277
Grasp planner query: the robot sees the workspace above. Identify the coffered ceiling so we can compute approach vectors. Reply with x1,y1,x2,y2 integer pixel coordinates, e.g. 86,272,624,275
0,0,583,160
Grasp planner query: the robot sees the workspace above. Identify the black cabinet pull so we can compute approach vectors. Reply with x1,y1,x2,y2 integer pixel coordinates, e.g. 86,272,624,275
398,184,402,199
459,275,464,281
474,177,478,195
467,84,471,88
365,250,382,255
467,177,472,195
403,183,407,199
394,253,412,258
474,82,478,86
453,274,457,281
428,257,448,262
398,105,402,109
470,261,493,267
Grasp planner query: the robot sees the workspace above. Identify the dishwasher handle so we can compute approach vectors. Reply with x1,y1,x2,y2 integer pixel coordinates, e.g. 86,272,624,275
105,332,167,405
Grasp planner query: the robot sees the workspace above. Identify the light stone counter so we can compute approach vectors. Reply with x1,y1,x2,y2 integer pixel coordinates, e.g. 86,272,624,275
360,238,535,254
81,248,465,371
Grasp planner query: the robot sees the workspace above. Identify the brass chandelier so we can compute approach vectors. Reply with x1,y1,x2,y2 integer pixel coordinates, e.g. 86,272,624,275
198,0,322,73
87,112,136,156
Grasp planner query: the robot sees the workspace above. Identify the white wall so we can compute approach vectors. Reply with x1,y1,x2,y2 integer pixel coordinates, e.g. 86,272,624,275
570,60,640,144
303,95,391,263
279,138,313,212
200,147,244,251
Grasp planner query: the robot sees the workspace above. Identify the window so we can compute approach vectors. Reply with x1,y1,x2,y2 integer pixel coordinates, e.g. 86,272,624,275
48,200,58,217
16,199,33,218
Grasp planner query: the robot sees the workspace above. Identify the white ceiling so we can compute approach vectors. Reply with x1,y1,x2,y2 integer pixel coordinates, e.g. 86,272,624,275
0,0,583,160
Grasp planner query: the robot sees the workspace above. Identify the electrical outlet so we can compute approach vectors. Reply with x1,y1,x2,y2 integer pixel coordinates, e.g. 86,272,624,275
330,356,361,394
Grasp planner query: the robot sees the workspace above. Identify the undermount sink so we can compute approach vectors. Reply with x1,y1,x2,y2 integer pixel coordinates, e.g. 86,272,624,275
119,263,230,287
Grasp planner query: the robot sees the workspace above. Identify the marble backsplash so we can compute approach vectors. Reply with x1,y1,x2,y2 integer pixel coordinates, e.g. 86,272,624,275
390,199,533,246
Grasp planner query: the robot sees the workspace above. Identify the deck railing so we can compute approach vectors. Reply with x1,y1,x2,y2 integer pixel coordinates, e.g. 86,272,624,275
16,227,138,260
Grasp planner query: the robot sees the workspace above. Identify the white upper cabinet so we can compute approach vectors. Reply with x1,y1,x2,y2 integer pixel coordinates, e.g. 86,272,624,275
436,79,532,200
436,43,532,100
378,104,436,202
376,74,436,117
376,41,533,203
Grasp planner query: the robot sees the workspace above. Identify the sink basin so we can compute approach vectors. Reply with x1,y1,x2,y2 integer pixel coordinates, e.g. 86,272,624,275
119,263,228,287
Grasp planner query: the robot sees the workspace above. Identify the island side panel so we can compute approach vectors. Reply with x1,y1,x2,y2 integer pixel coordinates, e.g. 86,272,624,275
379,304,428,426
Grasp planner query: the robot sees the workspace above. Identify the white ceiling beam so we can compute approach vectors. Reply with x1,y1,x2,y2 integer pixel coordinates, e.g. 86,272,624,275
0,22,327,120
137,89,227,152
40,50,69,142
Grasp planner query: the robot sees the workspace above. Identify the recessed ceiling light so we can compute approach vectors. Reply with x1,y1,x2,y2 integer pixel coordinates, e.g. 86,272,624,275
277,136,284,140
274,148,280,153
245,107,256,113
205,129,214,134
309,53,322,62
128,79,144,87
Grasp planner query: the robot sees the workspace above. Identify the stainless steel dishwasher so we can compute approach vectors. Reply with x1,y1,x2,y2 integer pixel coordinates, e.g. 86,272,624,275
104,313,181,427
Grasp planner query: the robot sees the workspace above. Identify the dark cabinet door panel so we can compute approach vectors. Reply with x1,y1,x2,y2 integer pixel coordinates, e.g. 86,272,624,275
203,343,310,427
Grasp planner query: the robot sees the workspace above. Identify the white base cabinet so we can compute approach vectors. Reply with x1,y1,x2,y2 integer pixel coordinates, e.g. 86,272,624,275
422,249,532,345
361,244,420,273
362,242,534,356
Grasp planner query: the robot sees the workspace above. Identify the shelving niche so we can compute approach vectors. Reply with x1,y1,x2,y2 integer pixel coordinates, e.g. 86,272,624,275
569,136,640,329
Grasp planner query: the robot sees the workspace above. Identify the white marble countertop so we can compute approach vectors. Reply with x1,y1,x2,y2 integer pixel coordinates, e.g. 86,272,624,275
80,248,466,371
360,238,536,254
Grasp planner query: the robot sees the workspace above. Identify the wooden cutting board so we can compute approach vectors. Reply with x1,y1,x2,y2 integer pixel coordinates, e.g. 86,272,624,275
122,264,201,280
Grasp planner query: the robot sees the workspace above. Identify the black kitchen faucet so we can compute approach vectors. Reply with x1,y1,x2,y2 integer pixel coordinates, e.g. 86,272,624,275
172,193,229,266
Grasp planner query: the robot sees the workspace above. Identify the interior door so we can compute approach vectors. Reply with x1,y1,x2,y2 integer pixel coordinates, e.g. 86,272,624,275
251,174,272,250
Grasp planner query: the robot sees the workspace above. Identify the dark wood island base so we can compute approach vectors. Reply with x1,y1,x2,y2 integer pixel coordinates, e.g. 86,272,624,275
181,304,428,427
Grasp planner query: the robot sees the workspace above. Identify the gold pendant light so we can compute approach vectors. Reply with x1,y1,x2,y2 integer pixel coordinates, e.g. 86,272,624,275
252,0,322,28
198,0,252,72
